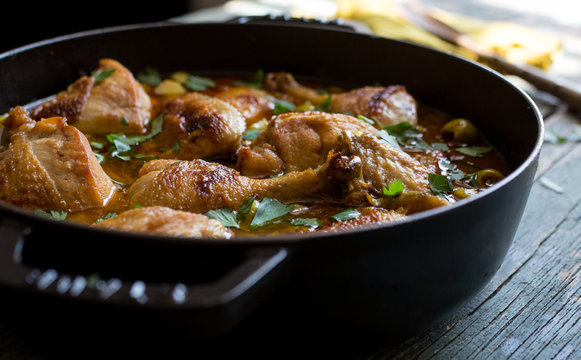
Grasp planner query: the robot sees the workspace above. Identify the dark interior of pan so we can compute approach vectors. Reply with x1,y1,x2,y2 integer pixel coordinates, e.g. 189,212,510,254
0,22,543,345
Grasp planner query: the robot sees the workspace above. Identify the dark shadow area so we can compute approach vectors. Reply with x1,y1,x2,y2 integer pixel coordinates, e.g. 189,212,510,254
1,1,191,53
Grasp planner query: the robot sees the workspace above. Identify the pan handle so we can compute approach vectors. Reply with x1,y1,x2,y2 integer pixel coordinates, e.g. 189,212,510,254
226,14,372,34
0,219,288,310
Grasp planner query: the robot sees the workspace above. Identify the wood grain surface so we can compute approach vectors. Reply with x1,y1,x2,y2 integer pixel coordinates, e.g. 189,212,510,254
0,1,580,359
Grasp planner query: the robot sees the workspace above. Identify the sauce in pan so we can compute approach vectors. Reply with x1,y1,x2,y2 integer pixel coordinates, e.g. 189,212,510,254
0,60,509,237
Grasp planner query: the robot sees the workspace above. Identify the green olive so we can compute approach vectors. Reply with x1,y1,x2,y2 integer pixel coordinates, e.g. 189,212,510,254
452,187,479,199
441,118,480,143
474,169,505,188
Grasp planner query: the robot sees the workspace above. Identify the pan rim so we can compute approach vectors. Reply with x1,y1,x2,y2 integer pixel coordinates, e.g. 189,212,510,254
0,21,544,246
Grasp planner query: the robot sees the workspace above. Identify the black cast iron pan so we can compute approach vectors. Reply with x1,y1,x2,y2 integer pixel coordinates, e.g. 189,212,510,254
0,19,543,346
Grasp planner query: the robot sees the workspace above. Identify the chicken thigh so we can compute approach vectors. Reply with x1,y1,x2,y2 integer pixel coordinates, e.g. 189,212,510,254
0,107,115,211
236,111,378,177
154,92,246,160
330,131,449,213
128,158,326,213
214,86,275,125
92,205,232,238
31,58,152,134
264,72,418,127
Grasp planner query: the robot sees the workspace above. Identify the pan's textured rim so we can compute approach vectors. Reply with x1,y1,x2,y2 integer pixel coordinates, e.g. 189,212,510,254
0,21,544,246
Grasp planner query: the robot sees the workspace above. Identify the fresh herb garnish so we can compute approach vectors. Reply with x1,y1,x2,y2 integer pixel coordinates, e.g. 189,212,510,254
233,68,264,88
431,142,450,152
265,95,296,115
184,75,216,91
94,152,105,163
104,112,165,161
205,208,240,229
314,94,332,112
92,69,116,84
33,209,68,221
428,174,453,195
289,218,321,228
378,129,402,151
383,121,420,139
242,128,261,141
383,121,429,150
171,140,181,154
90,141,105,149
438,159,465,181
110,178,127,186
236,196,257,222
357,114,376,126
95,212,117,223
137,67,162,86
455,146,493,157
250,197,294,229
121,117,129,126
330,208,360,222
383,179,405,197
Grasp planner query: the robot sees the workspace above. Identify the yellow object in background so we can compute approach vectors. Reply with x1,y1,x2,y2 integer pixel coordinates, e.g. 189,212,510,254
336,0,562,70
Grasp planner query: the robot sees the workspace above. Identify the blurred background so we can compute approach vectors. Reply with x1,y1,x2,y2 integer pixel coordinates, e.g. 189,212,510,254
2,0,579,91
1,0,226,53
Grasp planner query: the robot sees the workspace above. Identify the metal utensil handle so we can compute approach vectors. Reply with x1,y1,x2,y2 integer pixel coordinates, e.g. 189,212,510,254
227,14,371,34
477,52,581,112
0,219,288,309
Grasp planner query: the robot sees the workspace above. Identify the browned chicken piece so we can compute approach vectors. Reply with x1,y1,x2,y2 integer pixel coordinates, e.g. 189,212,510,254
92,206,232,238
322,207,406,232
264,72,418,127
154,92,246,160
128,159,326,213
329,131,449,213
31,58,152,134
129,132,447,215
331,86,418,127
214,86,275,125
0,107,115,211
236,111,378,177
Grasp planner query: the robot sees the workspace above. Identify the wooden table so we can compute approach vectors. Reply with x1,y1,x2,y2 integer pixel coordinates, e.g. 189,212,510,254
1,1,579,359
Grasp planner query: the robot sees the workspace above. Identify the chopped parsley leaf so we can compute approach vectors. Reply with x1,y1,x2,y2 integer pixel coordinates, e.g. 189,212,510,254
95,212,118,223
90,141,105,149
250,197,293,229
383,179,405,197
428,173,453,194
34,209,68,221
455,146,494,157
94,152,105,163
242,128,261,141
431,142,450,152
171,141,181,154
237,196,256,221
314,94,332,112
205,208,240,229
233,68,264,88
265,95,296,114
378,129,402,151
357,114,376,126
330,208,360,222
137,67,162,86
104,112,165,160
184,75,216,91
289,218,321,228
92,68,116,84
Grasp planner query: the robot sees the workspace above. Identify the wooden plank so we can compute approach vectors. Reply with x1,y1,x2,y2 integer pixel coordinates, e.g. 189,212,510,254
536,113,581,179
370,134,581,359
